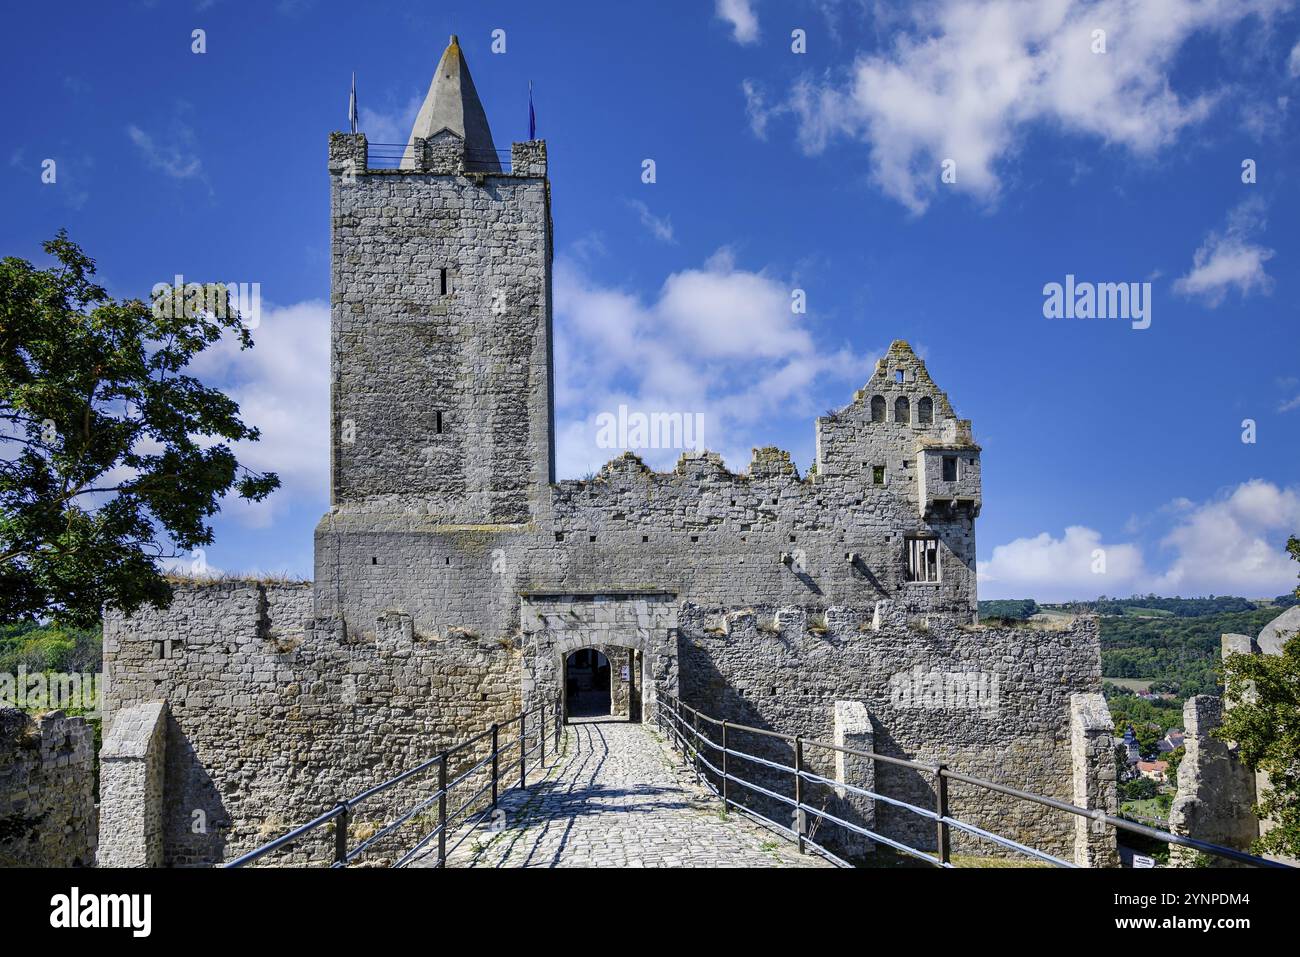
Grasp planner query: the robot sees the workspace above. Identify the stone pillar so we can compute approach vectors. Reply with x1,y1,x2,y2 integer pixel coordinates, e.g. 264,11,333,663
1070,692,1119,867
1168,695,1258,866
99,701,168,867
833,700,875,857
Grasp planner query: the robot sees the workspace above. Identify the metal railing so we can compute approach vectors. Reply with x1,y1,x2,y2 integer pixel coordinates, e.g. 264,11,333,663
364,143,513,172
225,704,559,868
654,690,1290,869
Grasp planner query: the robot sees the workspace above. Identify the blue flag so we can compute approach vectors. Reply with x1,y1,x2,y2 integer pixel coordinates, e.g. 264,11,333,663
528,81,536,140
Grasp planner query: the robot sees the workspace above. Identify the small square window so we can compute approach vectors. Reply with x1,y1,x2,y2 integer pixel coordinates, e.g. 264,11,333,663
895,369,905,383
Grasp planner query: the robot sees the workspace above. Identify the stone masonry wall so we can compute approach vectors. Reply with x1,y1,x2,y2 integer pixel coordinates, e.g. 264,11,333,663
0,708,96,867
326,133,554,525
314,342,980,644
103,583,522,865
676,601,1101,862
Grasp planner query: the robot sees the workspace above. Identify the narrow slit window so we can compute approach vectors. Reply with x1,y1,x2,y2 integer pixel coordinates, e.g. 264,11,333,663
439,268,449,295
435,410,444,434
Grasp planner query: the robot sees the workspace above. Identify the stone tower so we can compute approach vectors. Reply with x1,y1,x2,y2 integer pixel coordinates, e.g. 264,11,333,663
324,35,554,529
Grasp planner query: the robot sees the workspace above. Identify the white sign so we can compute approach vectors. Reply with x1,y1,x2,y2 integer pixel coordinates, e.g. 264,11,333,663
621,666,630,682
1132,855,1155,869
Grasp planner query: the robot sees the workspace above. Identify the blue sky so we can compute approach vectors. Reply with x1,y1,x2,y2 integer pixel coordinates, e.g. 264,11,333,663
2,0,1298,600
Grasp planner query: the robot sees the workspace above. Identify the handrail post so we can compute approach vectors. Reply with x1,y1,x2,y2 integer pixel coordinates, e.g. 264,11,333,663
437,751,448,868
334,801,349,866
519,711,527,789
692,710,701,785
721,720,729,811
935,763,950,866
491,723,500,808
540,706,547,769
794,737,805,855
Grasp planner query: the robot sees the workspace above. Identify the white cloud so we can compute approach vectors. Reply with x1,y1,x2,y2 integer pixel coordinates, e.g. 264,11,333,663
717,0,761,45
1173,198,1275,305
980,526,1146,601
626,199,676,243
760,0,1287,213
357,93,423,145
126,124,202,180
553,250,873,476
187,300,331,528
981,480,1300,600
1150,480,1300,596
1289,39,1300,76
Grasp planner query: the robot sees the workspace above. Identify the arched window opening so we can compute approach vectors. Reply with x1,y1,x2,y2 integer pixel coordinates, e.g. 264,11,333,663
917,396,933,425
895,396,911,424
870,395,886,422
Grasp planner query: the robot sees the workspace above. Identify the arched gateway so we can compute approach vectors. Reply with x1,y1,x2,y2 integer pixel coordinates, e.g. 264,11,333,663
520,592,678,725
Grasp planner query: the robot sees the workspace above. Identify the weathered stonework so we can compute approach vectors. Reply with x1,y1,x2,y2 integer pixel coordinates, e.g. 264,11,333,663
1168,609,1300,865
0,709,96,867
1168,696,1258,867
1070,692,1119,867
98,701,168,867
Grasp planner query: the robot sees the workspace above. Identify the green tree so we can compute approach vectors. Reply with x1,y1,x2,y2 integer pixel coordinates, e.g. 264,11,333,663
1216,536,1300,858
0,232,278,626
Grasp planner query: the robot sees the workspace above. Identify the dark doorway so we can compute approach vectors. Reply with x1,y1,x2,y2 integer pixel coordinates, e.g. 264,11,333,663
564,649,611,720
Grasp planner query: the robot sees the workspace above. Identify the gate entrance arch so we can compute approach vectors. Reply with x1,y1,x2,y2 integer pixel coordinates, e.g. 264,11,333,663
520,592,678,725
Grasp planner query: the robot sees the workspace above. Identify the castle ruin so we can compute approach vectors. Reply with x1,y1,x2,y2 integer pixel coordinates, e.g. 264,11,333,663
98,37,1112,866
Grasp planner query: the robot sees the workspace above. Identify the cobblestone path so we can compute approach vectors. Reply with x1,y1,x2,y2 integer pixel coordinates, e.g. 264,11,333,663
436,720,832,868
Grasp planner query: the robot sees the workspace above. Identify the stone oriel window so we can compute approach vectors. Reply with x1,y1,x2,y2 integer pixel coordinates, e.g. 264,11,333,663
870,395,886,422
918,396,933,425
895,396,911,424
905,537,939,583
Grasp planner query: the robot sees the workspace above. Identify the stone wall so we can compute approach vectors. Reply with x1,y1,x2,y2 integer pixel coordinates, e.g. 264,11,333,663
675,600,1102,862
1168,695,1258,866
0,708,96,867
103,582,524,865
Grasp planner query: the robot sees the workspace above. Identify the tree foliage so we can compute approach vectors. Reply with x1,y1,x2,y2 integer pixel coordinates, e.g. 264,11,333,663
0,232,278,626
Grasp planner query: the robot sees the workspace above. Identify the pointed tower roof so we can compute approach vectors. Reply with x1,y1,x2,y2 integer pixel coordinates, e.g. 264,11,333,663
403,35,500,171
